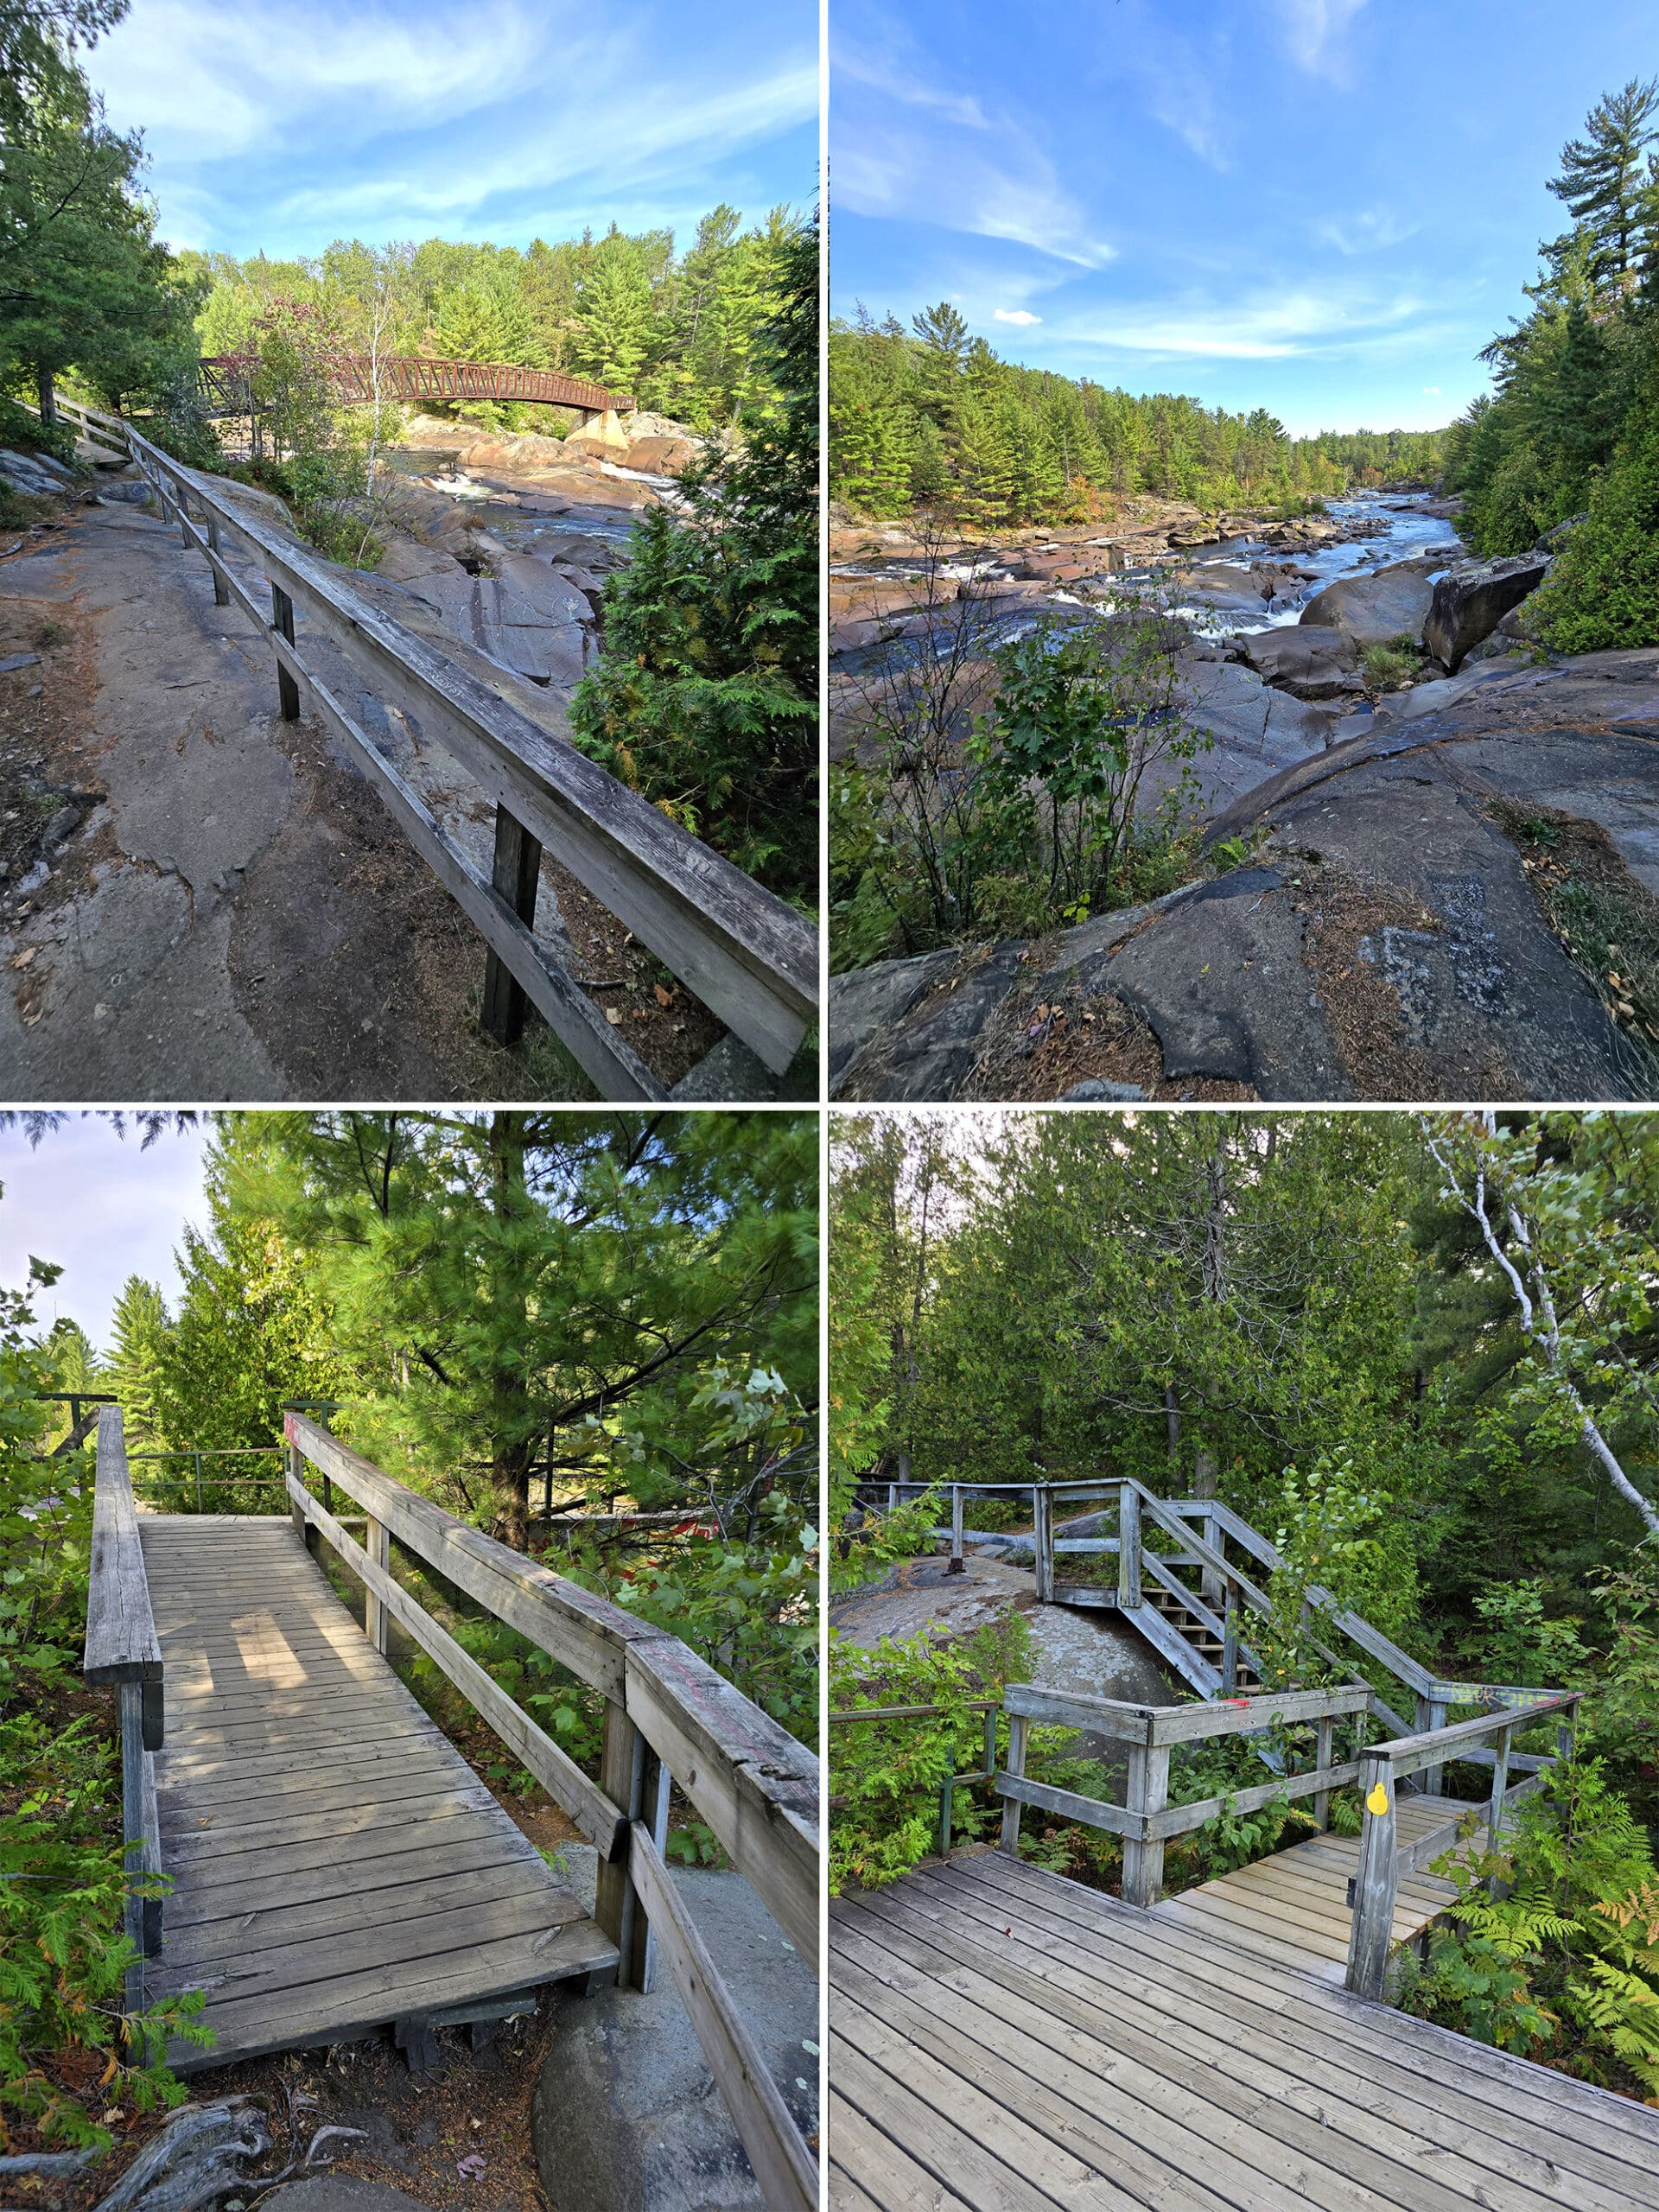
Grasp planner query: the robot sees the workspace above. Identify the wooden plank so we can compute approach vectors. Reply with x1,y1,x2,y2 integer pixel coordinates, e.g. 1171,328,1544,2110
995,1770,1140,1840
941,1854,1659,2189
624,1636,820,1972
162,1829,547,1935
1374,1697,1579,1779
1150,1684,1372,1744
1147,1762,1363,1840
843,1878,1612,2212
286,1471,625,1854
85,1408,162,1688
628,1823,817,2212
827,2095,977,2212
1002,1682,1154,1740
831,2046,1071,2212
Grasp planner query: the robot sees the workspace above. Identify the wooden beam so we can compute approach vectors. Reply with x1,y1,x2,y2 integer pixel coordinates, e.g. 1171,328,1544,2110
84,1408,162,1691
626,1824,817,2212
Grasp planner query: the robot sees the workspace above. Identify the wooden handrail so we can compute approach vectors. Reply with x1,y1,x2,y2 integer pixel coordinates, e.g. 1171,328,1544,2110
81,1408,166,2002
1344,1693,1580,1999
41,396,817,1094
284,1414,818,1965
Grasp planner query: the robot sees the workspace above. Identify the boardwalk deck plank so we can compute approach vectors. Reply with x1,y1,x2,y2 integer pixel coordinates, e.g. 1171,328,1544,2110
140,1515,616,2070
829,1850,1659,2211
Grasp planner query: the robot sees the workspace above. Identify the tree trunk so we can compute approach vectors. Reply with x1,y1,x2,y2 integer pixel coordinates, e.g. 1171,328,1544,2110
36,366,55,428
489,1110,533,1550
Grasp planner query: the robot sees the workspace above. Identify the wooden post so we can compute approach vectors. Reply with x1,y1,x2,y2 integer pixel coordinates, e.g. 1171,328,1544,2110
1033,1486,1053,1605
1313,1713,1334,1831
594,1699,645,1990
1416,1696,1450,1797
1345,1753,1399,1999
948,1484,964,1573
480,802,543,1046
1487,1721,1514,1855
999,1712,1028,1857
1220,1583,1239,1694
886,1483,898,1516
365,1514,390,1653
1199,1505,1223,1607
270,583,300,721
1122,1737,1170,1908
1117,1484,1141,1609
207,516,229,607
635,1751,671,1995
175,479,190,549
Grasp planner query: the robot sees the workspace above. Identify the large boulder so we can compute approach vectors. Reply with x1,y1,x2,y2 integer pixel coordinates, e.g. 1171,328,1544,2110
1236,624,1363,698
0,447,78,496
1422,550,1553,672
458,430,587,474
1171,562,1274,615
531,1867,817,2212
623,433,697,476
1299,556,1441,646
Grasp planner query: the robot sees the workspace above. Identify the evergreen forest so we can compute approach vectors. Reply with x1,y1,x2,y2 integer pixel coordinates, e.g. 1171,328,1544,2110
830,300,1445,529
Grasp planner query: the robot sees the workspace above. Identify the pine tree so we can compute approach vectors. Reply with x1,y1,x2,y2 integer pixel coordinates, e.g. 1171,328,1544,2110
106,1274,169,1451
1546,77,1659,289
573,246,652,391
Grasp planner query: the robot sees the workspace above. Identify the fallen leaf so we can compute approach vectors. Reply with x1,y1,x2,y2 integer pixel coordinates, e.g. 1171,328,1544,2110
603,1007,621,1027
653,983,672,1007
10,947,35,969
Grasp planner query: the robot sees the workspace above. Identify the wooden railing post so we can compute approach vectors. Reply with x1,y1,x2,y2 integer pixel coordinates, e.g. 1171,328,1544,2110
999,1711,1028,1856
270,582,300,721
480,801,543,1045
1313,1713,1335,1830
1117,1483,1142,1609
636,1750,671,1995
1345,1751,1399,1999
207,515,229,607
1122,1733,1170,1908
948,1484,964,1574
1033,1485,1053,1605
594,1698,646,1990
1199,1505,1223,1606
1487,1720,1514,1859
365,1513,390,1653
1416,1695,1450,1796
1220,1582,1239,1694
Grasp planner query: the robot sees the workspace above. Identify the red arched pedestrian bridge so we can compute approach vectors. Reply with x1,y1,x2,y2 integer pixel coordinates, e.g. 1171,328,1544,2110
198,354,633,422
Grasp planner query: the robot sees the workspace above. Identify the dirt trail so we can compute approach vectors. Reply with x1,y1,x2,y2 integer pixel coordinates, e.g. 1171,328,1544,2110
0,486,574,1099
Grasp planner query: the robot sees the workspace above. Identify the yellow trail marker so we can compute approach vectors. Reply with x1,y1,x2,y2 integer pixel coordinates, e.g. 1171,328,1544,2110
1366,1782,1390,1817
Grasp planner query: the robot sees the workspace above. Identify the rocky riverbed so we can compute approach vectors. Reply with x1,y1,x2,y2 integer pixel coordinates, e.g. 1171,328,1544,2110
830,492,1659,1104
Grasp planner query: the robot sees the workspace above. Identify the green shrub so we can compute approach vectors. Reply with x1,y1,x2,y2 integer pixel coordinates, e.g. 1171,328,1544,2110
829,1615,1030,1892
1402,1758,1659,2100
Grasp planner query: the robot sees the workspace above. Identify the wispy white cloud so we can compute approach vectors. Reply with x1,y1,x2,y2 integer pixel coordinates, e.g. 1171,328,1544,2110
1423,384,1441,393
1054,283,1427,360
1275,0,1370,86
830,14,1113,267
1313,206,1420,255
995,308,1041,325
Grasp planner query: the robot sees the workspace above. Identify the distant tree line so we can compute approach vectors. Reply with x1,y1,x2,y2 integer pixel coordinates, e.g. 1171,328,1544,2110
1445,76,1659,651
830,301,1445,528
184,205,805,434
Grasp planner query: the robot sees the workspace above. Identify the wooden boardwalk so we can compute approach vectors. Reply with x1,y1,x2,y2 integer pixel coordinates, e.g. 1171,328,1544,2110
1154,1792,1478,1981
141,1515,616,2069
830,1850,1659,2212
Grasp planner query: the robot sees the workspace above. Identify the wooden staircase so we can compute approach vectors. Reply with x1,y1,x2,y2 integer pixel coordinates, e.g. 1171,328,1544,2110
1144,1580,1262,1694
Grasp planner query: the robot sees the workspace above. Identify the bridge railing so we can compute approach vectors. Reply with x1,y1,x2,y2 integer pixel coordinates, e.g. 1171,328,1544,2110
283,1412,818,2211
80,1408,166,2010
35,394,817,1100
1345,1690,1580,2001
856,1473,1559,1778
995,1681,1379,1907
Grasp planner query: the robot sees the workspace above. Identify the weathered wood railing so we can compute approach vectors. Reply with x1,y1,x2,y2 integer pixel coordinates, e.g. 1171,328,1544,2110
80,1408,165,2010
995,1681,1377,1907
1345,1689,1580,1999
35,394,817,1098
283,1412,818,2210
861,1473,1561,1777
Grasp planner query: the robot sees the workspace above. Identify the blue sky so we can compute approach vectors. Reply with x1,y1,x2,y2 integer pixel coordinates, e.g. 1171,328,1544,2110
830,0,1659,435
0,1122,210,1351
87,0,818,261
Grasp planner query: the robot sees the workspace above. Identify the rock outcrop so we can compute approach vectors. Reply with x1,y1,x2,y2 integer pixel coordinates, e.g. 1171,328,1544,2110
1299,556,1443,647
0,448,79,498
1422,550,1553,671
1236,625,1363,698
